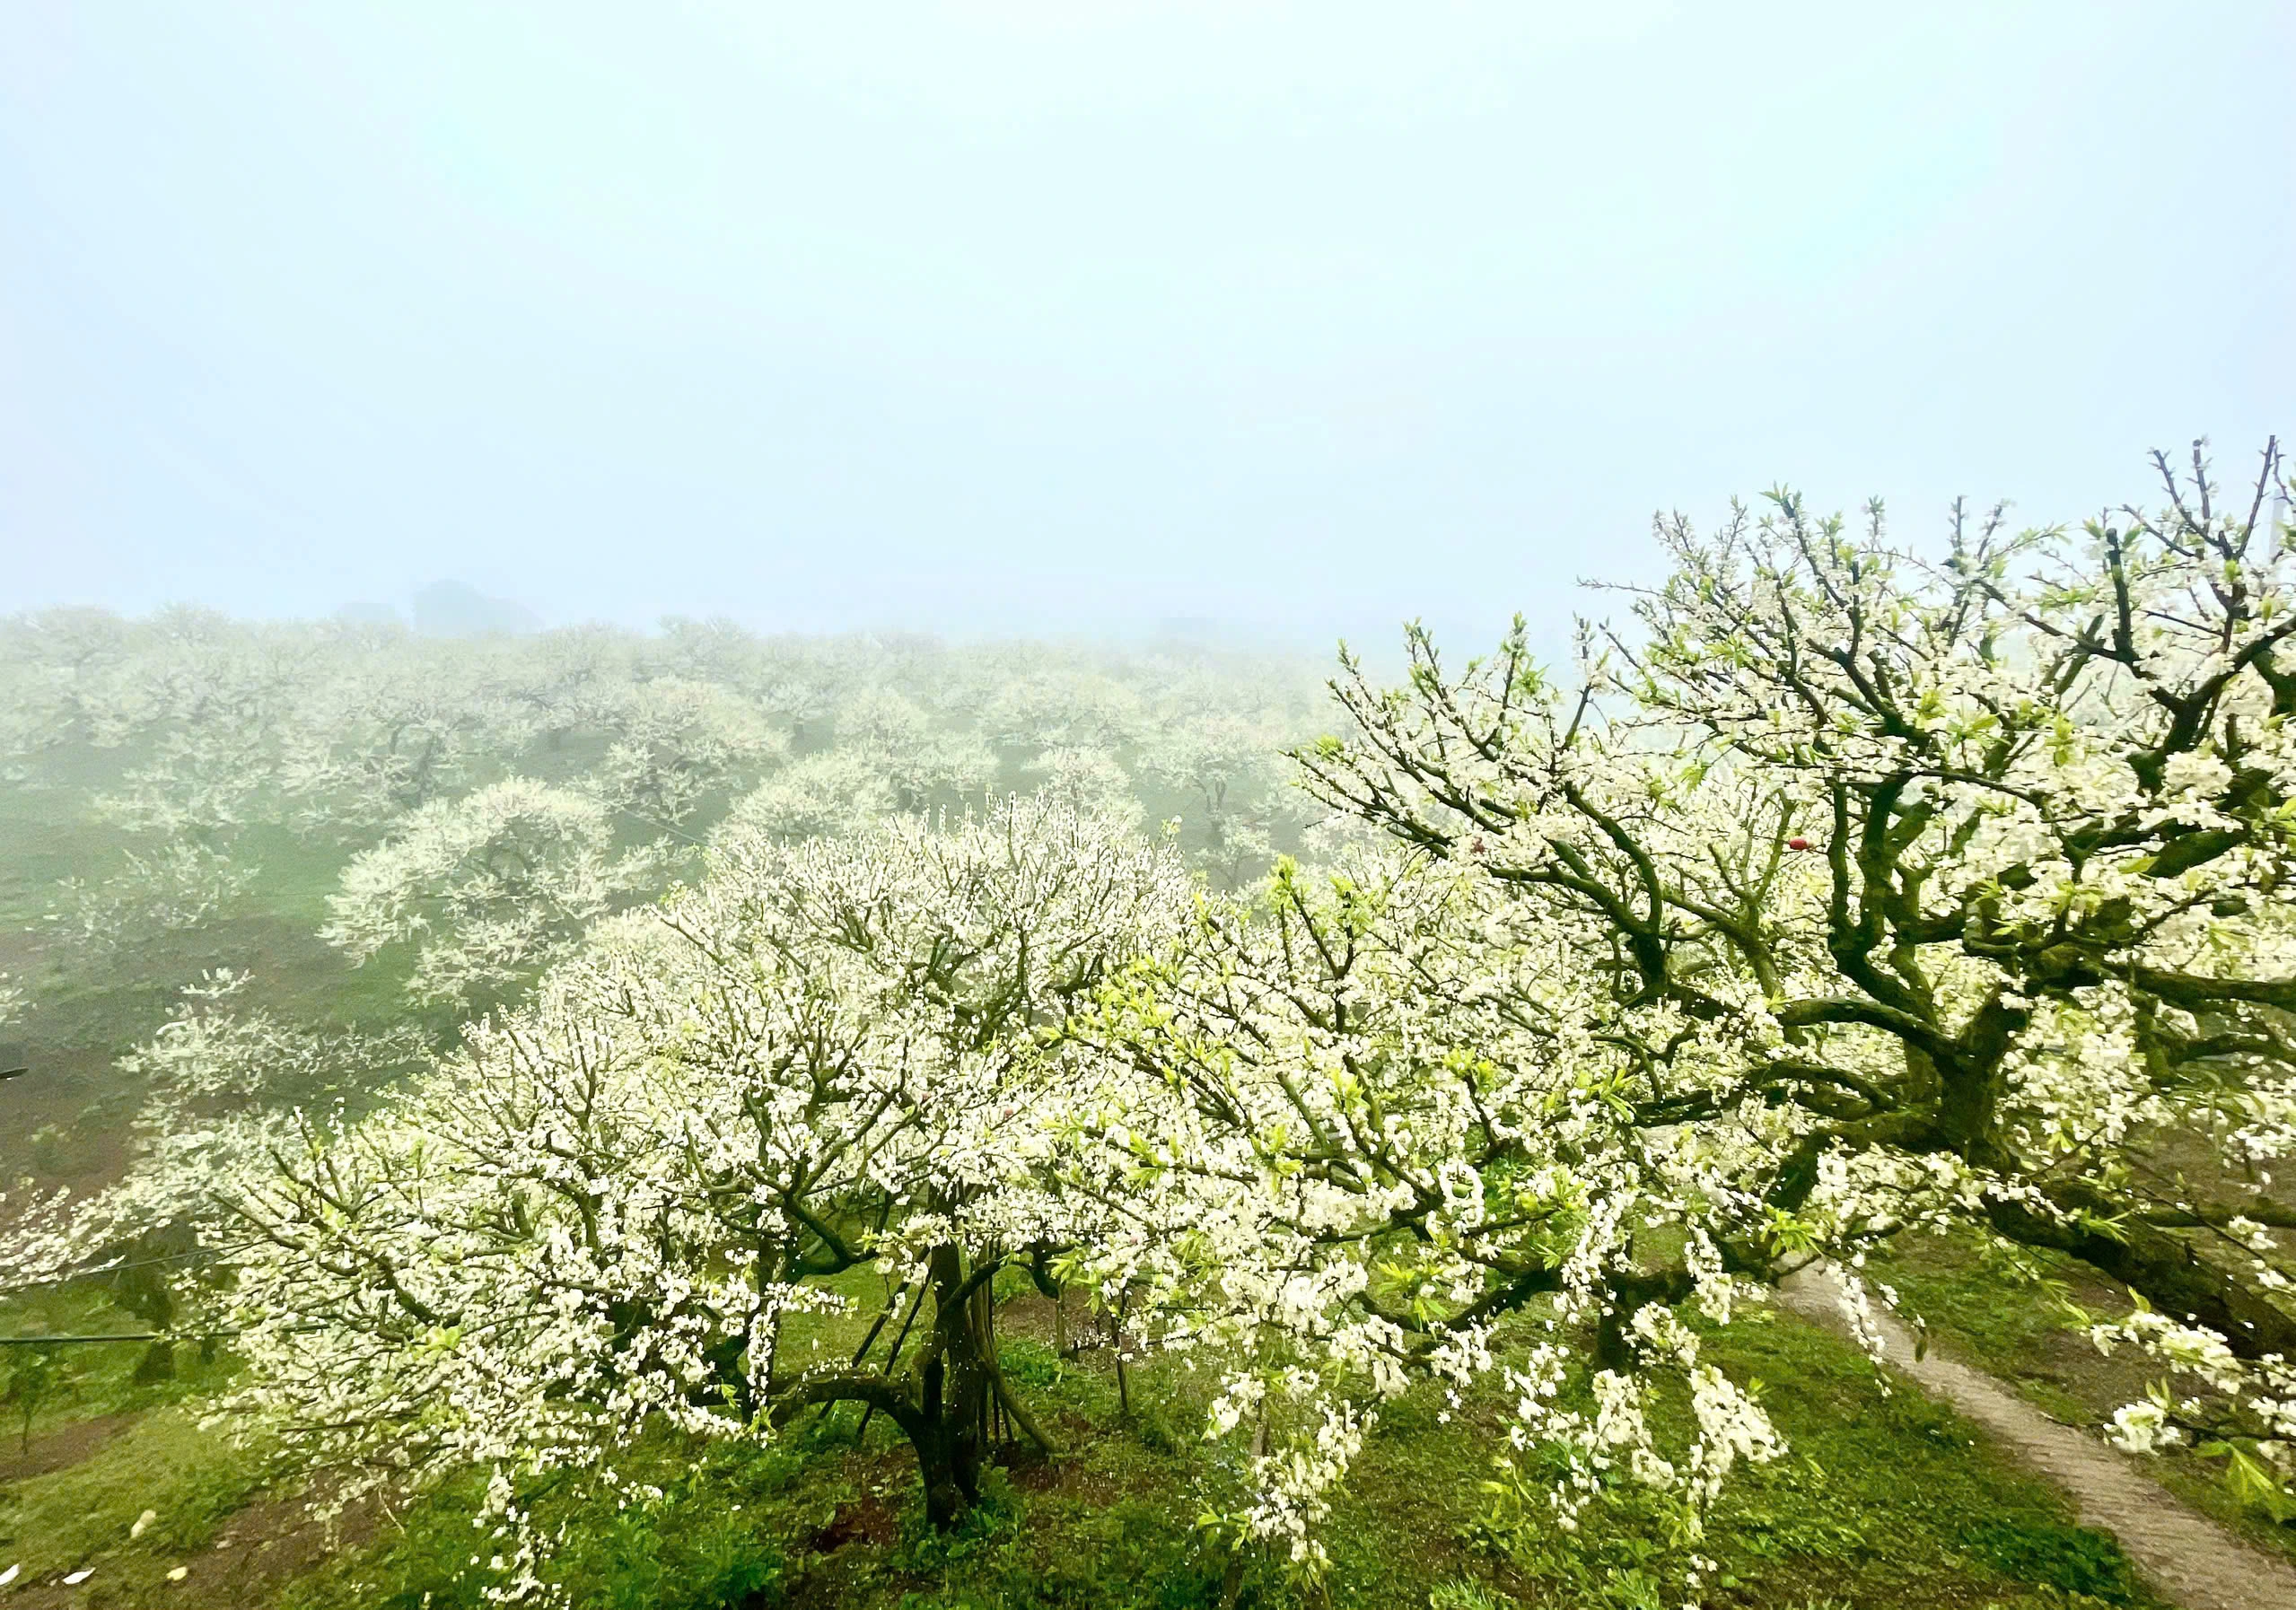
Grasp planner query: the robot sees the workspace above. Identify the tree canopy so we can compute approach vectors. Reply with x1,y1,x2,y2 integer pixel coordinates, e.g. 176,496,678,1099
6,442,2292,1601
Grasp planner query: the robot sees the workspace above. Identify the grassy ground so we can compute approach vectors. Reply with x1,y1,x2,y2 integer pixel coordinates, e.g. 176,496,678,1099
1868,1231,2296,1566
0,1277,2170,1609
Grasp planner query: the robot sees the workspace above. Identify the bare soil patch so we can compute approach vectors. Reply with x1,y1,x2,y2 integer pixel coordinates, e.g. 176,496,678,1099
0,1412,137,1483
0,1489,381,1610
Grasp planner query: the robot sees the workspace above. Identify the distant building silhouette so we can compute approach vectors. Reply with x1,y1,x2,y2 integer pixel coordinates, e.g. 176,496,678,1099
412,580,540,638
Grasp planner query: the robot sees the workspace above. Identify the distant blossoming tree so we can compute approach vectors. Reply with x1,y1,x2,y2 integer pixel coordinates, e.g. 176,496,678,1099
320,778,666,1010
584,675,787,827
0,970,425,1298
714,750,897,845
835,686,997,812
1025,745,1141,827
45,842,259,960
280,637,533,828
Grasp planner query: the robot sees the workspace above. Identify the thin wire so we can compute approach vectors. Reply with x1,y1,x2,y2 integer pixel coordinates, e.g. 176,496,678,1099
0,1240,257,1303
0,1326,255,1348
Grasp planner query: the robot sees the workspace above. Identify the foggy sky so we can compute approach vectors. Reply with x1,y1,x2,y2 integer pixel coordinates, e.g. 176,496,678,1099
1,3,2289,652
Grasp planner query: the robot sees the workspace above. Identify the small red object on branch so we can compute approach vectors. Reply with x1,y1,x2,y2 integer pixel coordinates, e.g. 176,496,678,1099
1786,836,1811,851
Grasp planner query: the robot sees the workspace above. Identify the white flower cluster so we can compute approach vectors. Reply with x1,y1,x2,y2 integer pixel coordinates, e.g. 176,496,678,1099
0,970,425,1297
44,841,259,959
1062,848,1787,1568
0,609,1325,891
1281,443,2296,1519
215,794,1194,1597
2090,1302,2296,1487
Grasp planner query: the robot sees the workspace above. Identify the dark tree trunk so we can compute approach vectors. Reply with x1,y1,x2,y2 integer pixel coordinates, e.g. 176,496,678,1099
767,1244,1027,1531
914,1418,976,1530
1595,1300,1634,1373
917,1244,991,1523
1596,1269,1696,1372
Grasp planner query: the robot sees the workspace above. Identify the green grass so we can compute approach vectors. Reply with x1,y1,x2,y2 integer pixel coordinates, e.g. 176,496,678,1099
1,1282,236,1452
0,1138,2183,1608
0,1168,2176,1609
254,1301,2159,1610
0,1410,267,1605
1443,1301,2167,1610
1863,1235,2102,1424
1697,1308,2159,1608
1869,1231,2296,1564
0,753,427,1048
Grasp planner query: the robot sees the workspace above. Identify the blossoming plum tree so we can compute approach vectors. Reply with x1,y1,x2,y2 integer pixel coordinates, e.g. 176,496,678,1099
835,686,998,812
320,778,667,1010
0,607,135,771
223,795,1193,1590
1024,745,1141,827
583,675,788,827
28,442,2295,1588
279,635,533,828
1291,440,2296,1510
1068,846,1785,1573
0,970,425,1299
44,842,259,962
82,607,313,840
713,750,897,845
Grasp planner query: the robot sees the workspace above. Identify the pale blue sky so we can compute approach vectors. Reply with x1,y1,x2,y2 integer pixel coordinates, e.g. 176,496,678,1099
2,3,2288,648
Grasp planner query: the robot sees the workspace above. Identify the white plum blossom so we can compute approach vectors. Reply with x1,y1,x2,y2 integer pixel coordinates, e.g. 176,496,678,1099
714,750,897,846
44,841,259,959
1065,846,1786,1567
16,441,2296,1581
0,970,425,1298
581,675,787,827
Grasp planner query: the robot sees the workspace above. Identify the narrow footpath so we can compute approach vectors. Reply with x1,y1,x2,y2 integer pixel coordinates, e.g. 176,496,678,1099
1775,1265,2296,1610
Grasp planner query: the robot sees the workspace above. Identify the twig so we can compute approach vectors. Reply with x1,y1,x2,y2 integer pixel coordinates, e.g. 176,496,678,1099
852,1278,927,1444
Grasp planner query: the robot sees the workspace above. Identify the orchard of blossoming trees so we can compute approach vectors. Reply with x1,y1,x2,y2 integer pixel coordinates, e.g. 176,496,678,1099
0,619,1322,1005
4,445,2295,1602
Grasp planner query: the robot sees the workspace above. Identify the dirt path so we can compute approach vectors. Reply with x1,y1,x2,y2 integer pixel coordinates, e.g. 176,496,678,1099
1777,1264,2296,1610
0,1411,137,1483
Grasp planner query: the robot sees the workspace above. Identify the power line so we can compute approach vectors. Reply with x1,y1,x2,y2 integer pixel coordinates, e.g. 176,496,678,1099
0,1326,251,1348
0,1239,257,1303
